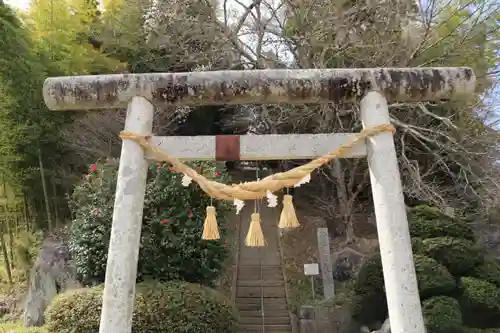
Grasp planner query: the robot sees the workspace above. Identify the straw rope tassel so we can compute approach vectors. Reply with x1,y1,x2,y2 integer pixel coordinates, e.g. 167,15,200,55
202,206,220,240
245,213,265,247
279,194,299,229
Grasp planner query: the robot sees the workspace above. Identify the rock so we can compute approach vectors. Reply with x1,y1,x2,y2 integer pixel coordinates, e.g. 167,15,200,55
23,235,77,327
332,248,365,281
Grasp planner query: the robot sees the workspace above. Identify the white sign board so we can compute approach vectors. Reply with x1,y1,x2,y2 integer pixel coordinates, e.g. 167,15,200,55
304,263,319,276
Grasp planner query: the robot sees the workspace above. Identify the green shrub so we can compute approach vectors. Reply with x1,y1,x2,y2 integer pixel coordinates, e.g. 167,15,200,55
422,296,463,333
470,258,500,288
45,280,238,333
351,291,387,325
459,277,500,328
461,329,483,333
354,254,456,299
69,161,231,286
45,287,102,333
351,255,387,324
412,237,425,253
408,205,474,241
354,254,384,294
420,237,483,276
414,255,456,299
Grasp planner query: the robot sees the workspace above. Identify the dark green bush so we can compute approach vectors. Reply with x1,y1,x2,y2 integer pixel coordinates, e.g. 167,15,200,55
354,254,456,299
421,237,484,276
414,255,456,299
459,277,500,328
45,280,239,333
470,258,500,288
408,205,475,241
45,287,102,333
354,254,384,294
351,291,387,325
422,296,463,333
412,237,425,253
461,329,484,333
69,161,232,286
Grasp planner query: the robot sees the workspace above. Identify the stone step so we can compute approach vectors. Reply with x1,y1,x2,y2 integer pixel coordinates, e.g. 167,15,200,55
237,324,291,333
236,297,288,311
239,310,289,318
239,258,281,266
240,316,291,325
237,280,284,287
238,265,283,280
239,248,280,256
236,286,286,298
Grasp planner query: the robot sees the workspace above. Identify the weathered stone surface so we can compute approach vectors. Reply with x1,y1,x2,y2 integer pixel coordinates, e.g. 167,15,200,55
23,235,77,327
332,248,365,281
43,67,475,110
317,228,335,299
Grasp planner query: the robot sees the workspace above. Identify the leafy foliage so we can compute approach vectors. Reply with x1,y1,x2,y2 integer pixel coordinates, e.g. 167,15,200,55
423,296,463,333
45,280,238,333
414,255,456,300
69,161,231,286
408,205,475,241
352,205,500,331
470,258,500,288
420,237,483,276
354,254,384,294
459,277,500,328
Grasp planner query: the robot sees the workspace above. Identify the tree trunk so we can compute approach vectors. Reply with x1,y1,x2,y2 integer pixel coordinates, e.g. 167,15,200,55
51,175,59,229
331,160,354,243
7,213,14,269
0,221,12,285
23,192,30,232
38,145,53,231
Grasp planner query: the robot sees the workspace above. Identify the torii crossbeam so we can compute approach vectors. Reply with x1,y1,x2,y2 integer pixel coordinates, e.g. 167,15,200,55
43,67,475,333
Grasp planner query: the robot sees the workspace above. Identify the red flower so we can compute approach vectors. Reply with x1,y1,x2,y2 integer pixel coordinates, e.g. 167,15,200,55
215,171,221,177
188,211,193,218
93,208,101,217
169,166,175,173
160,218,169,224
156,163,162,169
90,164,98,172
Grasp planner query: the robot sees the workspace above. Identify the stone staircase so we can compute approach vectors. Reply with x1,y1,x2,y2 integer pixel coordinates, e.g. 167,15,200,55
234,198,292,333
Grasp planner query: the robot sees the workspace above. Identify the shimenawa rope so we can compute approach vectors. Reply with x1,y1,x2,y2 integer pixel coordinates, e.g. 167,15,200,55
119,123,396,246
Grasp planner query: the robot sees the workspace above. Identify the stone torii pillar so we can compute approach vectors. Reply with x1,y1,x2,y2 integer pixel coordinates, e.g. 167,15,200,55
42,68,475,333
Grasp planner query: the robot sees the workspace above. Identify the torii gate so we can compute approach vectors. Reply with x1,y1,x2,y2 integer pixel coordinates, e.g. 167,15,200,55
43,67,475,333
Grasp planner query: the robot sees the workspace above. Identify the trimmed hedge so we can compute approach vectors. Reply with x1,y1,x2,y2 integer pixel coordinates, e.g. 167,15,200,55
351,291,387,325
408,205,475,241
414,255,456,299
461,328,483,333
460,277,500,311
354,254,384,294
45,281,238,333
420,237,483,276
470,258,500,288
459,277,500,328
355,254,457,299
422,296,463,333
412,237,425,253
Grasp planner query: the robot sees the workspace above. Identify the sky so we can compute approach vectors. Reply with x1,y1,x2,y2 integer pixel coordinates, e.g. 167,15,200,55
5,0,29,10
